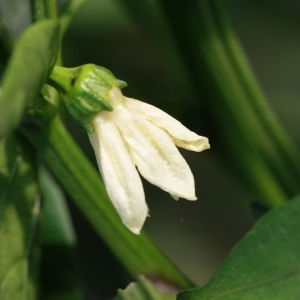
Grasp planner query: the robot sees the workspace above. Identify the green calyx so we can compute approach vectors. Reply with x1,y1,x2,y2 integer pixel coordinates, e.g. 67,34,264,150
49,64,127,132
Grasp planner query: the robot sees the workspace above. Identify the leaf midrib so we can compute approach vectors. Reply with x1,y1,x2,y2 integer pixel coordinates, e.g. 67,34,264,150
209,265,300,299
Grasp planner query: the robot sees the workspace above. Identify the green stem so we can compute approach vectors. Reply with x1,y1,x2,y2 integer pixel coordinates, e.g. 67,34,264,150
30,0,46,21
158,0,299,205
21,115,192,289
30,0,58,20
196,2,290,207
220,121,287,208
208,0,300,193
44,0,58,18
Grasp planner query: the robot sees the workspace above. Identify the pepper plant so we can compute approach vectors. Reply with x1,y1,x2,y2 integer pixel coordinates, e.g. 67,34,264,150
0,0,300,299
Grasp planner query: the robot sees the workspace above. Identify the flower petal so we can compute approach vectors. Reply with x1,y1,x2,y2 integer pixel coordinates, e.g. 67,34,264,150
112,107,197,201
125,97,210,152
89,112,148,234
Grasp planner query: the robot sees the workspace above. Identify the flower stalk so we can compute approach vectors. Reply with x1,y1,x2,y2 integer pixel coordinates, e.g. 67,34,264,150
49,64,126,131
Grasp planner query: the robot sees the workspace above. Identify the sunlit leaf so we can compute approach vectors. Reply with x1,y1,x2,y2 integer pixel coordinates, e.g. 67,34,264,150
0,19,59,138
0,136,40,300
178,196,300,300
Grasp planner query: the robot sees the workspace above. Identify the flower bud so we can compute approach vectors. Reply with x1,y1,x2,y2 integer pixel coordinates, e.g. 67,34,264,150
49,64,127,132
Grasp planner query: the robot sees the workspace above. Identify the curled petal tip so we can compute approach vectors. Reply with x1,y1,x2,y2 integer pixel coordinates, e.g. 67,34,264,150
181,136,210,152
125,97,211,153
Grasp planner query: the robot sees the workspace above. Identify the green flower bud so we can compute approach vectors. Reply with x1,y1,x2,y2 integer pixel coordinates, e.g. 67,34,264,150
49,64,127,132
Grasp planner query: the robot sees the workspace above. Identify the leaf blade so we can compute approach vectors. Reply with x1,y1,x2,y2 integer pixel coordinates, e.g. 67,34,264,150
178,196,300,300
0,136,40,300
0,19,60,138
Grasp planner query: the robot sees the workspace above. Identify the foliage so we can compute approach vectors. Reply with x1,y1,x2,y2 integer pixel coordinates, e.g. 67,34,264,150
178,195,300,299
0,136,39,300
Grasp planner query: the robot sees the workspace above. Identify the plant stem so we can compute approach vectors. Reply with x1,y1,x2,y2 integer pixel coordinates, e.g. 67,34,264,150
44,0,58,18
158,0,300,206
209,0,300,194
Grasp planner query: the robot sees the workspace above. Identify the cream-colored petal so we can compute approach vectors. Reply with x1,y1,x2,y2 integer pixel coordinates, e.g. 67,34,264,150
125,97,210,152
112,108,197,201
89,112,148,234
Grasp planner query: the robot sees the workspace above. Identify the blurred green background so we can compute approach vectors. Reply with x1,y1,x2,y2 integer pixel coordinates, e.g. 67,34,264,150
2,0,300,298
60,0,300,298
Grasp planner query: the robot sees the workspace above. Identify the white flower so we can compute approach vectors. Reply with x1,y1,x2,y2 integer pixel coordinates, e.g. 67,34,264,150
88,87,210,234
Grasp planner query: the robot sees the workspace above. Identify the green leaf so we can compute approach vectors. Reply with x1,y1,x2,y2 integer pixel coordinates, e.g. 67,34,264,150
0,19,60,139
21,115,192,289
116,276,176,300
178,196,300,300
0,135,40,300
